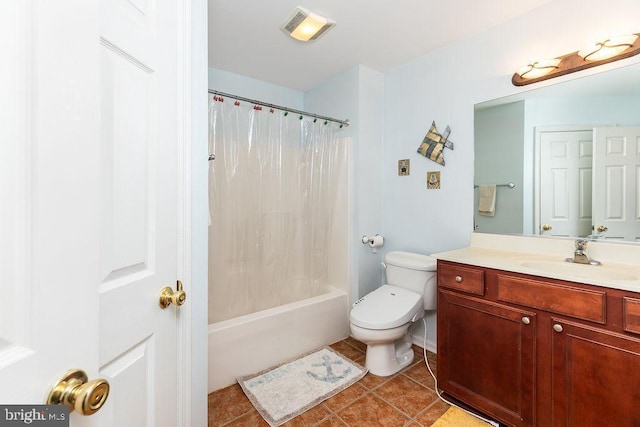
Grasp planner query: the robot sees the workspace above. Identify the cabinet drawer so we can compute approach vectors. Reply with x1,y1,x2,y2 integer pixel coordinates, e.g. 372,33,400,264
438,263,485,295
623,297,640,335
497,274,606,324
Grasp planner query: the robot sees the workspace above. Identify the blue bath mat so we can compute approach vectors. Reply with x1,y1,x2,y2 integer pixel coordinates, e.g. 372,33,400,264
236,346,368,426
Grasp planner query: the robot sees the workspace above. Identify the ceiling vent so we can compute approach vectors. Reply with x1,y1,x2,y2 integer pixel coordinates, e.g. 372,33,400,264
281,6,335,42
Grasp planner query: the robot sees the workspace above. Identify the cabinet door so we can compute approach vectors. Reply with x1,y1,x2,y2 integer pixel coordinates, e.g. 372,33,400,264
551,319,640,426
438,289,536,427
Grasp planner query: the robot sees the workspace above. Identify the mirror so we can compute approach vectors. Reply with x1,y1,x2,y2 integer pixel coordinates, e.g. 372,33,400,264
474,62,640,243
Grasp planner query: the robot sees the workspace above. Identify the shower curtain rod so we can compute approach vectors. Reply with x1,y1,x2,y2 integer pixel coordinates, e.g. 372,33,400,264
208,89,350,128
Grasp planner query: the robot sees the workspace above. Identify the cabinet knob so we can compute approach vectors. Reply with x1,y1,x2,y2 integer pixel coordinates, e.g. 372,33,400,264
553,324,563,333
455,276,463,283
522,316,531,325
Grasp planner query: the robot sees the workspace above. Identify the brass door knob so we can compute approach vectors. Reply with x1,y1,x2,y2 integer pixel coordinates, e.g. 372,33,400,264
597,225,608,233
159,280,186,309
542,224,552,231
47,369,109,416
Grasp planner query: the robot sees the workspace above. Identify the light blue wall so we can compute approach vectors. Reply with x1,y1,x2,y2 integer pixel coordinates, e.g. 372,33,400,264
525,95,640,127
474,101,525,234
383,47,477,256
208,68,303,109
305,65,385,300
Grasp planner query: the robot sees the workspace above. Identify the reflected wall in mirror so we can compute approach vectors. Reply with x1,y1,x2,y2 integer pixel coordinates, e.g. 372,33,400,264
474,62,640,243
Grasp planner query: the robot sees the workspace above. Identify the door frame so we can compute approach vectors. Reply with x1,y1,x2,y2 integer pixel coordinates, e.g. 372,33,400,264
180,0,208,425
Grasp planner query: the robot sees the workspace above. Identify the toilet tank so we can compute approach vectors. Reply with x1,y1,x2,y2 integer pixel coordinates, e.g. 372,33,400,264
384,251,438,310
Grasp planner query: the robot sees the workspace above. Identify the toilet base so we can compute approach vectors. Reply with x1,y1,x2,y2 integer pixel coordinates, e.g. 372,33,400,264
363,332,415,376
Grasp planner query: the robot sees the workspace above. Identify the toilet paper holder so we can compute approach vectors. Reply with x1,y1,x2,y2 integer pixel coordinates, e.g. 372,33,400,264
361,234,384,253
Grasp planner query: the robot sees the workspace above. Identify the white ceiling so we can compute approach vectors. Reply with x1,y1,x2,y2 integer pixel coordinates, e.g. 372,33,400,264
208,0,553,91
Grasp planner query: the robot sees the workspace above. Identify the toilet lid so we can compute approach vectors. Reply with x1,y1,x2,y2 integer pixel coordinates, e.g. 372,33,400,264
350,285,423,330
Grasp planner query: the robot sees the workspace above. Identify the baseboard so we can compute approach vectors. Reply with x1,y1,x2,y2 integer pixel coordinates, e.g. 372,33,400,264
411,332,436,354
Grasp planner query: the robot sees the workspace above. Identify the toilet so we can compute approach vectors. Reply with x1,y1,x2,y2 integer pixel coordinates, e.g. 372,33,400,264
350,251,437,376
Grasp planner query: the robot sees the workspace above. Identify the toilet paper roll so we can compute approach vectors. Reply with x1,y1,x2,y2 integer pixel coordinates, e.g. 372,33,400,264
368,235,384,248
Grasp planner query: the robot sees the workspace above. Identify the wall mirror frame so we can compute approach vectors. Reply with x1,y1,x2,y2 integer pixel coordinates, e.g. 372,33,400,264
474,60,640,243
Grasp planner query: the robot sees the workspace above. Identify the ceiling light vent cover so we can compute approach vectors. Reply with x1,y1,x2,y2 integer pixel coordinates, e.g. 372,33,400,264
283,10,307,33
281,6,335,42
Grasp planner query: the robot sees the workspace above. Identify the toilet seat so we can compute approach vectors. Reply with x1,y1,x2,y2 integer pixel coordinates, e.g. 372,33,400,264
350,285,423,330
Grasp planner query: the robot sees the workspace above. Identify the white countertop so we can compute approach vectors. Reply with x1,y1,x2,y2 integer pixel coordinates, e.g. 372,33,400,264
433,233,640,293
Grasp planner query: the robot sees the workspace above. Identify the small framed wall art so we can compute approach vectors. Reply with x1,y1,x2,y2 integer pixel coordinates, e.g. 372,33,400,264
427,171,441,189
398,159,410,176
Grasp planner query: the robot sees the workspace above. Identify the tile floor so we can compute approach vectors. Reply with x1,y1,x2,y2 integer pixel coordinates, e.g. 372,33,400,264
208,337,451,427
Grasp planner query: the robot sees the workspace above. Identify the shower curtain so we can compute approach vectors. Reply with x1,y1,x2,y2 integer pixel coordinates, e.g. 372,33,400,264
208,96,347,323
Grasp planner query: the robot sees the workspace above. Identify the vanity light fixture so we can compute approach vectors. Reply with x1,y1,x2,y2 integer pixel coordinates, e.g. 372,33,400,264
281,6,335,42
515,58,562,80
578,34,639,61
512,33,640,86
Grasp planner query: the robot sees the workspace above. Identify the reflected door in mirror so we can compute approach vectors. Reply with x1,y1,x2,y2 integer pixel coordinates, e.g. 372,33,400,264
539,130,593,237
593,126,640,242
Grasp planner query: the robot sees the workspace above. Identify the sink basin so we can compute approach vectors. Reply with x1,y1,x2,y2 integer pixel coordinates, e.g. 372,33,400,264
519,260,639,282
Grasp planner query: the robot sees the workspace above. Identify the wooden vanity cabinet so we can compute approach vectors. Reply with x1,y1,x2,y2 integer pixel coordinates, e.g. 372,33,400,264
437,260,640,427
550,318,640,426
438,289,536,426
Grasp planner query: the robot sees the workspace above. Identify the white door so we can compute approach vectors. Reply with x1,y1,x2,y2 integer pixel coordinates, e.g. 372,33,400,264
98,0,182,424
593,127,640,242
539,130,593,237
0,0,101,410
0,1,187,425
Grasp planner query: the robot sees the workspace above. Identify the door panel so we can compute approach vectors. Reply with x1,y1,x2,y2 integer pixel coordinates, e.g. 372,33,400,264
99,44,153,283
593,127,640,241
0,0,101,408
100,339,155,426
539,130,593,238
2,1,189,424
99,0,179,425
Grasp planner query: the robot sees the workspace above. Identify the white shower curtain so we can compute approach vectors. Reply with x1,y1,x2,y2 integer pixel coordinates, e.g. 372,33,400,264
208,97,347,323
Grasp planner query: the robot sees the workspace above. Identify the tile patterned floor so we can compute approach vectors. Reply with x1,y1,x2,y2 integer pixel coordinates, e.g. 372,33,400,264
208,337,450,427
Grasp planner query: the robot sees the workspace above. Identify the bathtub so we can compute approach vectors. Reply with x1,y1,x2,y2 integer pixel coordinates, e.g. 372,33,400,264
208,286,351,392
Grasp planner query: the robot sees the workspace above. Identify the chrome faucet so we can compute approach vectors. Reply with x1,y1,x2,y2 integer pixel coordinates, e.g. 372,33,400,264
565,239,601,265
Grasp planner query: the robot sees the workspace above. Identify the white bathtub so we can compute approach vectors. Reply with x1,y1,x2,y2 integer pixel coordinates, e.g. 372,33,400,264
208,286,351,392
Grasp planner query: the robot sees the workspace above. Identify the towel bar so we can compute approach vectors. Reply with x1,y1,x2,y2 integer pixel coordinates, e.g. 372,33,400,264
474,182,515,189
